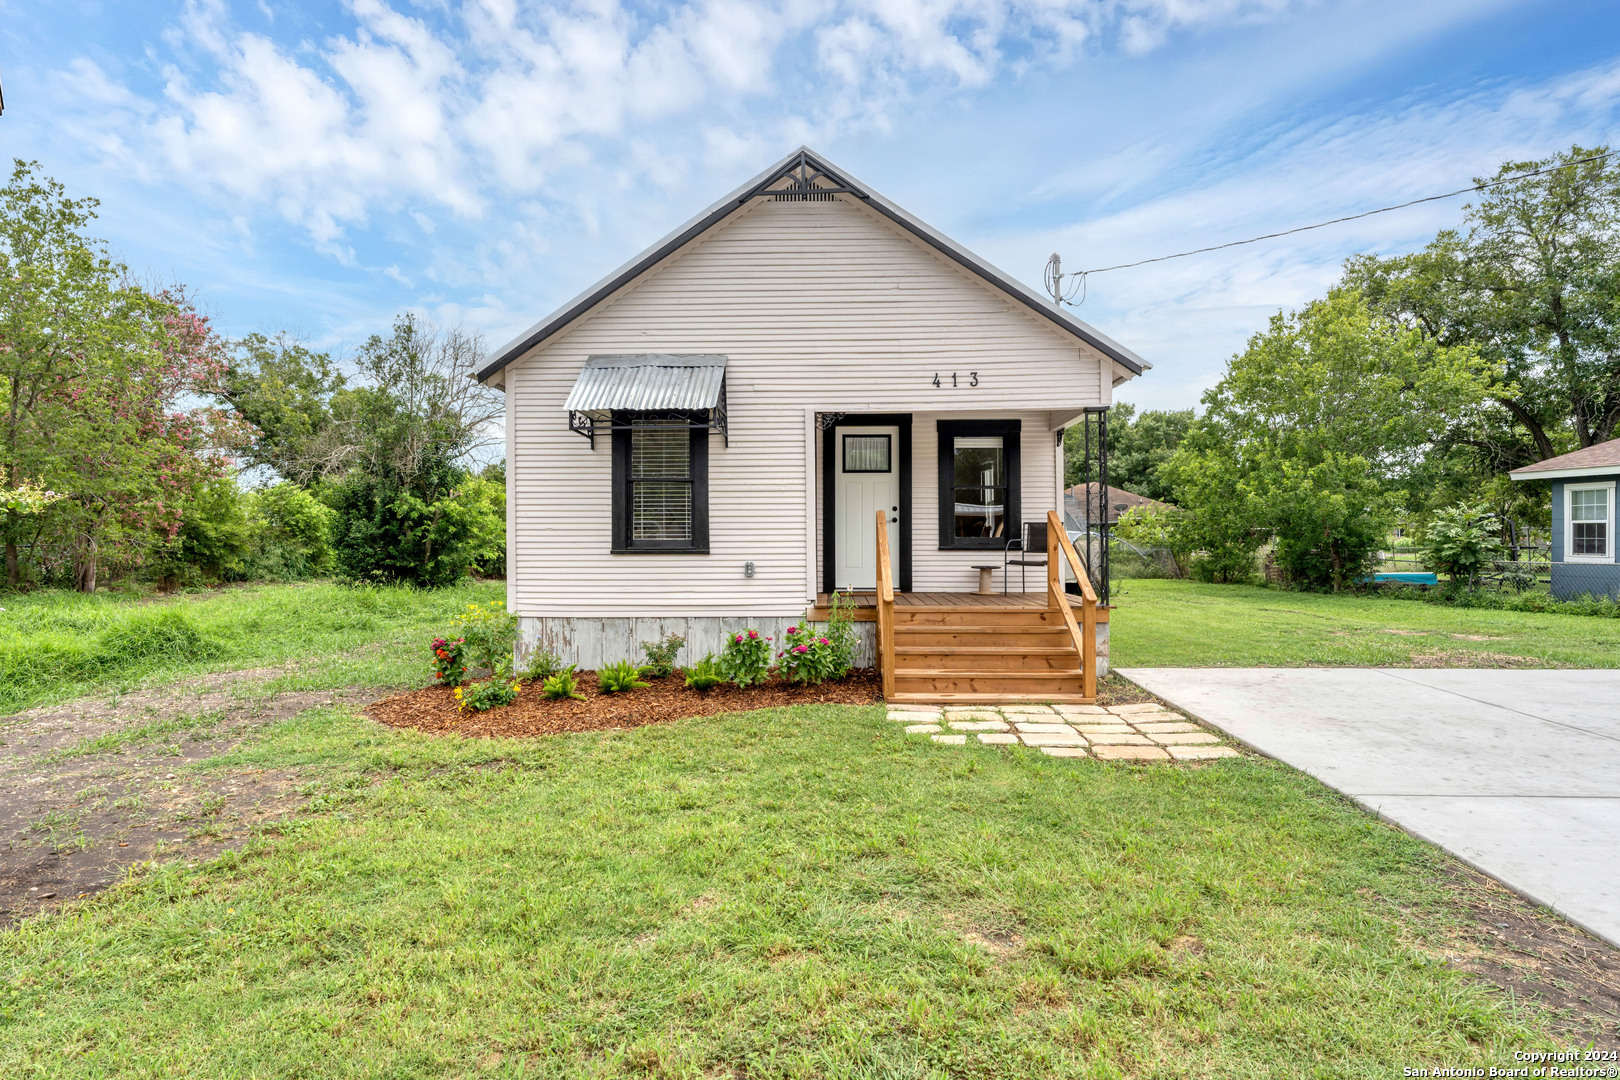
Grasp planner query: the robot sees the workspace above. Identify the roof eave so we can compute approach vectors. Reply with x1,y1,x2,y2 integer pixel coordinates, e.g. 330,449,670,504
1510,464,1620,481
475,146,1148,383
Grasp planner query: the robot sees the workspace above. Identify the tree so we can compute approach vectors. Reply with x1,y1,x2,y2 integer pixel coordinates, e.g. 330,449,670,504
319,314,504,587
220,334,348,485
0,161,245,591
1347,145,1620,464
1161,289,1491,589
1066,402,1194,501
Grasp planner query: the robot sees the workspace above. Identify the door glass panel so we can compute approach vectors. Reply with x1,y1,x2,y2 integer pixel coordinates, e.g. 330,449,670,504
843,434,891,473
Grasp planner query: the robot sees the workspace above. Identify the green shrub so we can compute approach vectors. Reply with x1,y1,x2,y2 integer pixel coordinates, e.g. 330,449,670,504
1419,503,1503,588
450,601,518,675
327,471,481,588
541,666,584,701
240,484,334,581
154,477,251,584
430,636,468,687
1388,586,1620,618
718,629,772,687
454,675,519,712
94,610,226,671
638,632,686,678
522,649,563,681
683,653,724,691
597,659,650,694
777,601,859,684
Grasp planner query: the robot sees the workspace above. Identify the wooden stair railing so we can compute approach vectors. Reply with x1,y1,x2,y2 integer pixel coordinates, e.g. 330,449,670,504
875,509,896,701
1047,510,1099,700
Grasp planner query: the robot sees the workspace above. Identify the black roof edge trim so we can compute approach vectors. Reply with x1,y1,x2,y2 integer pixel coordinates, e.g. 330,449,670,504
475,146,1146,383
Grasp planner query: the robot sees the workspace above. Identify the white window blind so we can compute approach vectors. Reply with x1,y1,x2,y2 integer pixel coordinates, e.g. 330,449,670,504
631,424,691,541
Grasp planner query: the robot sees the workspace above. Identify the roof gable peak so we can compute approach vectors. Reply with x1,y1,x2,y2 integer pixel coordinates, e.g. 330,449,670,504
477,147,1148,383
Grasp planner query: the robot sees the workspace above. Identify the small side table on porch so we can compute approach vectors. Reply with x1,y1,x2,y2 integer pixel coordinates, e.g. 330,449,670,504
970,565,997,595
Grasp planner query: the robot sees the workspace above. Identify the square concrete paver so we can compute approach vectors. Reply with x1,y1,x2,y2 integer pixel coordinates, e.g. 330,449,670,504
1019,733,1088,747
1040,747,1089,758
1108,703,1167,715
931,734,967,745
904,724,942,735
1121,667,1620,948
1084,733,1154,746
949,720,1010,732
1001,705,1057,714
977,733,1019,745
1092,744,1171,761
1054,705,1110,716
1168,746,1240,761
1074,725,1135,735
1147,732,1221,746
1131,722,1201,734
1013,722,1077,734
943,710,1003,722
886,703,942,713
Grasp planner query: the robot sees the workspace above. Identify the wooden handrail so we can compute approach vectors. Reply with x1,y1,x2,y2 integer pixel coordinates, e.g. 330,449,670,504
875,509,896,700
1047,510,1099,700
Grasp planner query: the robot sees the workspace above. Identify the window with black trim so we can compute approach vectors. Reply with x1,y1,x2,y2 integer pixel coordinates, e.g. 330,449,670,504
612,414,709,553
937,419,1020,549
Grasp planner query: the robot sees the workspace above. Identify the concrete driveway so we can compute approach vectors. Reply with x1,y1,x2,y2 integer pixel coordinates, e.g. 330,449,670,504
1117,667,1620,947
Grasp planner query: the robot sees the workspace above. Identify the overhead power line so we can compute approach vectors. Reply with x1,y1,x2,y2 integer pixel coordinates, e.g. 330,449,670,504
1045,146,1620,305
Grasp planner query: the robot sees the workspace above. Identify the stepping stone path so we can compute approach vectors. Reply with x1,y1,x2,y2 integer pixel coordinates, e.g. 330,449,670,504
885,702,1240,764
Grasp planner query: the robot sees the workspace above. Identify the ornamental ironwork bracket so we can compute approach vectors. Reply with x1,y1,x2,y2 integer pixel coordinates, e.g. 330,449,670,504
569,410,596,448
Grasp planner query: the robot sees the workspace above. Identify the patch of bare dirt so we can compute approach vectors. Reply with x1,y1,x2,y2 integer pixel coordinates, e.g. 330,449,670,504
0,670,381,925
1404,650,1570,669
1409,865,1620,1048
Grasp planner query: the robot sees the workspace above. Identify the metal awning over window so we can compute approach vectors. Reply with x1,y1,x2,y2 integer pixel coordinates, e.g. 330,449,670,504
564,354,728,447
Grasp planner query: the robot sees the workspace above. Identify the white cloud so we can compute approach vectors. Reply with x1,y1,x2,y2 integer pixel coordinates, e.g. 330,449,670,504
59,0,1310,244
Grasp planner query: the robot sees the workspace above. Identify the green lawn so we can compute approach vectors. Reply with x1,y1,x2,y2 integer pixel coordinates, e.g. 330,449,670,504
0,580,1600,1075
2,703,1555,1077
1111,578,1620,668
0,580,505,714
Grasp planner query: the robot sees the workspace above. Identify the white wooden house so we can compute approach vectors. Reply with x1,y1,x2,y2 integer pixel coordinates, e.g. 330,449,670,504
477,149,1149,702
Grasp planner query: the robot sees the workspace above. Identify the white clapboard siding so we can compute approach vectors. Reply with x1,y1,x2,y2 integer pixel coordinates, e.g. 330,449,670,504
508,194,1109,618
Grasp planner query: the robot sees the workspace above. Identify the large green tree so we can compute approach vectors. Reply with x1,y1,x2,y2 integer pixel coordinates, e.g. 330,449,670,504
1347,144,1620,464
1163,289,1493,588
1065,402,1194,501
0,161,243,590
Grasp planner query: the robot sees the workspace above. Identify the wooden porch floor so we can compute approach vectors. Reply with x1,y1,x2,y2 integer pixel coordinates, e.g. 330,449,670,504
809,591,1098,621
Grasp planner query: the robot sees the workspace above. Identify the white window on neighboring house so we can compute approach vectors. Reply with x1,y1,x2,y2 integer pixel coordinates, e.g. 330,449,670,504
1567,482,1614,561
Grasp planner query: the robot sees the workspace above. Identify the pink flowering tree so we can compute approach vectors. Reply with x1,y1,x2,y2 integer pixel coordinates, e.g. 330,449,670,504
0,162,250,589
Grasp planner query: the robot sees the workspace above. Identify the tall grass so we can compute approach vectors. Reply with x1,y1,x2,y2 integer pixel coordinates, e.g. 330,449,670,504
0,581,504,714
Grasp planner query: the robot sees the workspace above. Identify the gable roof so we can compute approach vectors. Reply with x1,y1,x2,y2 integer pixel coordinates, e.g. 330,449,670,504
476,147,1150,384
1509,437,1620,481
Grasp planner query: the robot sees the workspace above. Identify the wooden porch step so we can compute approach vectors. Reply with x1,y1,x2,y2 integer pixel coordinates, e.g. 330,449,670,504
894,608,1065,627
893,673,1086,695
888,691,1098,705
895,647,1079,671
894,629,1073,648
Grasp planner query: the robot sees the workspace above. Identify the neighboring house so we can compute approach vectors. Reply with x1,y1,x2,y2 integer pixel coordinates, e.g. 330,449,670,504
477,148,1149,697
1510,438,1620,600
1064,484,1174,529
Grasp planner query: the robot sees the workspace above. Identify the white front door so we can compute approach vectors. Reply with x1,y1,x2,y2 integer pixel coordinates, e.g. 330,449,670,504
834,425,900,591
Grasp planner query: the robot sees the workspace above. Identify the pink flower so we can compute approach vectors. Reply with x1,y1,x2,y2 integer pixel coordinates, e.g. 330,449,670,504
735,633,744,643
747,629,759,639
794,644,809,654
787,626,798,634
818,637,828,646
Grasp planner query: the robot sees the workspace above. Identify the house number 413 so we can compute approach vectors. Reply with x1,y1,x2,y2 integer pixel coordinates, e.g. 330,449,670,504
932,372,978,387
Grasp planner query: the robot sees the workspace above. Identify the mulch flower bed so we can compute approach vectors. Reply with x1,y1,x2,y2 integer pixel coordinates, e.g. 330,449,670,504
368,669,884,739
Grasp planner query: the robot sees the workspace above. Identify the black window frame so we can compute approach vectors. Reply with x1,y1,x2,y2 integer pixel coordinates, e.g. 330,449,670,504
611,411,710,554
937,419,1020,550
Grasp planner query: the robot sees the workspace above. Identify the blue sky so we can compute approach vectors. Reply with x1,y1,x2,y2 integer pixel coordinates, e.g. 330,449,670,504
3,0,1618,410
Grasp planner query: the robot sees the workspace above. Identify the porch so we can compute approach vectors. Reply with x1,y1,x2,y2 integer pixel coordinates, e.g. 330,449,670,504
808,590,1104,622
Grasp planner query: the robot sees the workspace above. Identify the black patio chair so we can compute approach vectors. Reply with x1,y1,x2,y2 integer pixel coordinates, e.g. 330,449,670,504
1002,520,1048,595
